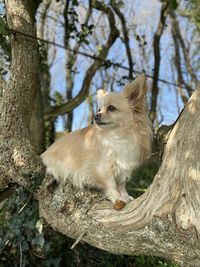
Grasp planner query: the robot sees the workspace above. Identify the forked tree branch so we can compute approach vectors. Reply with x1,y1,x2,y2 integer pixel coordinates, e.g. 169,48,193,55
38,85,200,266
45,0,119,120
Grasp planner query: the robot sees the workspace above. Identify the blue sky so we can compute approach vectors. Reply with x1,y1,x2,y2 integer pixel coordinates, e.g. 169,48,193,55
41,0,199,131
1,0,198,133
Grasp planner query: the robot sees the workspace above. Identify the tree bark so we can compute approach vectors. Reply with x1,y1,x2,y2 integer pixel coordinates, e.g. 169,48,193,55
37,85,200,266
0,0,44,190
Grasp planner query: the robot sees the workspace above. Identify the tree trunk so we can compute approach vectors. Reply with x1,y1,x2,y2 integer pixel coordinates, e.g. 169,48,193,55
37,85,200,266
0,0,44,190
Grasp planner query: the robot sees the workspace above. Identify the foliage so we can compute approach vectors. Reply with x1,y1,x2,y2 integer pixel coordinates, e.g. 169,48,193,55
128,158,159,198
64,2,94,45
0,16,9,35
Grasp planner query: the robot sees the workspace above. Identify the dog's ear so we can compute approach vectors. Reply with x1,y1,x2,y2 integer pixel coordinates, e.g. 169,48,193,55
96,89,108,100
124,74,147,103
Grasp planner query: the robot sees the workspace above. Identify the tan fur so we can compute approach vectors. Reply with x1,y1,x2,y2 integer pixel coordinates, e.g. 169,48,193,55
41,74,152,205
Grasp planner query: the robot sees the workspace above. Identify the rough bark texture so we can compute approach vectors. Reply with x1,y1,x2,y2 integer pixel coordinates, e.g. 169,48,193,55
0,0,44,190
37,85,200,266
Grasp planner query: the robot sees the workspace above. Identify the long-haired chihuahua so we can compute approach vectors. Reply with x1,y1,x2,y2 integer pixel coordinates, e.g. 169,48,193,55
41,74,152,210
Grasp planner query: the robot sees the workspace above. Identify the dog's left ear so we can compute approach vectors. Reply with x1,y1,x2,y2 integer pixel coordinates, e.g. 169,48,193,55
124,74,147,103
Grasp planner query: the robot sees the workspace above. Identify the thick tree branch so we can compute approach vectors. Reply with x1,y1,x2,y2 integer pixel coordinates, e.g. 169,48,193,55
149,1,169,124
45,0,119,120
110,0,134,79
38,85,200,266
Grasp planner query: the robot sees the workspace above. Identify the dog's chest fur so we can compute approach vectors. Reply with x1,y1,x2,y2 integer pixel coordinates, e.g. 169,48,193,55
99,131,141,181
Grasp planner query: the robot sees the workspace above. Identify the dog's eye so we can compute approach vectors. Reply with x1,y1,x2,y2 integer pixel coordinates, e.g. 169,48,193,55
107,105,116,112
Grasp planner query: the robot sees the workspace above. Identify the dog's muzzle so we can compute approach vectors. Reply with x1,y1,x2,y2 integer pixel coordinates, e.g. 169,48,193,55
94,112,101,122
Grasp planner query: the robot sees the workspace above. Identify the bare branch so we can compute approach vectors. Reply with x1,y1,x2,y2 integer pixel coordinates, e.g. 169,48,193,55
5,25,192,91
170,17,189,105
63,0,93,130
110,0,134,79
45,0,119,120
170,10,199,88
149,1,169,124
37,1,51,39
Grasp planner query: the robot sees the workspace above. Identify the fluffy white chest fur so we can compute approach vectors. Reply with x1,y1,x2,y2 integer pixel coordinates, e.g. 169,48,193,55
100,130,140,182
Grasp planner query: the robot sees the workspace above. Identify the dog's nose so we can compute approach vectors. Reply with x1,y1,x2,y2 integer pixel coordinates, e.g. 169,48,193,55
94,112,101,121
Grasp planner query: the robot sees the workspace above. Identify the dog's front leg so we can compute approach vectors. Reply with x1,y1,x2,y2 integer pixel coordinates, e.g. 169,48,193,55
117,182,133,202
102,178,127,210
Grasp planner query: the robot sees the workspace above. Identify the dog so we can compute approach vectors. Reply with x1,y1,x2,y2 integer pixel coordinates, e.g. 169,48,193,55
41,74,152,210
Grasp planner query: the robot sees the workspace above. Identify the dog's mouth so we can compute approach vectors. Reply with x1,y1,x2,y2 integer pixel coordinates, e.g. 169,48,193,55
96,121,109,125
96,121,110,126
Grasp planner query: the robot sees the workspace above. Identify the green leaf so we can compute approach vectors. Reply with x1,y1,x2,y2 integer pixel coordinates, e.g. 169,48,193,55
0,17,9,35
170,0,178,10
72,0,78,6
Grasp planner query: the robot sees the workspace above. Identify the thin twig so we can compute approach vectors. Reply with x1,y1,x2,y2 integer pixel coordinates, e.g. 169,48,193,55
71,232,86,250
18,193,33,214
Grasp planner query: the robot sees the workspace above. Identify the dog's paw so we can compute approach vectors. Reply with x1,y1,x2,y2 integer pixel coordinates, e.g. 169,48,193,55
127,195,134,201
121,194,134,203
114,199,126,210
